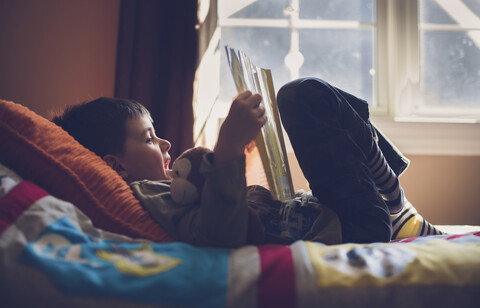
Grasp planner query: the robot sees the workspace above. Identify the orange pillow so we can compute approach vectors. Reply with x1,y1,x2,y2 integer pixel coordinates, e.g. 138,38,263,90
0,99,173,242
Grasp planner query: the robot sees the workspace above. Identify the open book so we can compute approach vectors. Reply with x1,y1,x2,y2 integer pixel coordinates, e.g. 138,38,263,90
225,46,294,203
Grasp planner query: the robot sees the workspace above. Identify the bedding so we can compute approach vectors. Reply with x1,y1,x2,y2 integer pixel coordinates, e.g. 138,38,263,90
1,164,480,308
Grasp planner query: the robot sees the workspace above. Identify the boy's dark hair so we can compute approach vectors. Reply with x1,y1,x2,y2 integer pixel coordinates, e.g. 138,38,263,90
52,97,152,157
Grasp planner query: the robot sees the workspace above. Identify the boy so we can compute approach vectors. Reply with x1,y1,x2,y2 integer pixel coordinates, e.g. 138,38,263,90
53,78,442,247
54,91,269,248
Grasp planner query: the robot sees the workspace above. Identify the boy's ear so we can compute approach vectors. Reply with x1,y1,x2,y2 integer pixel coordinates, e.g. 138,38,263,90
103,154,128,180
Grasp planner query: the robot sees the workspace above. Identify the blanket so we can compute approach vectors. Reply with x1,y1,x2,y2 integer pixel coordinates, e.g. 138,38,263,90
1,166,479,308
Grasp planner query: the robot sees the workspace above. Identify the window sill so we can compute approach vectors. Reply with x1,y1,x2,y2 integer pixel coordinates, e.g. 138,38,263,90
371,117,480,156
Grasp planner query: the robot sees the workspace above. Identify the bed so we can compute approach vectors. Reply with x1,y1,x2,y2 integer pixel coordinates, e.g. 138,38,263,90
1,99,479,308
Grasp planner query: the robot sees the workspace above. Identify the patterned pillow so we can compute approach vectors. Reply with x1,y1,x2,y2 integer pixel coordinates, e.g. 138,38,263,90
0,99,173,242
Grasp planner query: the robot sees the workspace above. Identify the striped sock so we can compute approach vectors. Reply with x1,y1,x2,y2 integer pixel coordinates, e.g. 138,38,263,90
390,200,444,240
366,141,444,240
367,142,404,214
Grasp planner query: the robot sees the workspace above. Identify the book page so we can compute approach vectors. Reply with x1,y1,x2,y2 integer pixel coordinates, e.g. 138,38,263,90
225,46,294,202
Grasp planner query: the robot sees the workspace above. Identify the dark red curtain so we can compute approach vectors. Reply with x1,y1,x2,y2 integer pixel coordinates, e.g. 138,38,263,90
115,0,198,160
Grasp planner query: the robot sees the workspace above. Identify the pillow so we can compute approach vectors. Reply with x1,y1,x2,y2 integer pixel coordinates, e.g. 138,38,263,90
0,99,173,242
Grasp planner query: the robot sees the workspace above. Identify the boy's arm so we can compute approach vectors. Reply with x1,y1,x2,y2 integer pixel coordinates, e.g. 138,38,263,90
195,91,266,247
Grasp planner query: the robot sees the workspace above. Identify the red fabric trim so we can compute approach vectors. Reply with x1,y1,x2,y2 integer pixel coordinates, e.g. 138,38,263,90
395,237,418,243
446,233,470,240
0,181,48,235
257,245,296,308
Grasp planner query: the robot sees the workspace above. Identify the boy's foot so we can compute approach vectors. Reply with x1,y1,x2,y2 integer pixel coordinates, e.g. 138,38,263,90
391,200,444,240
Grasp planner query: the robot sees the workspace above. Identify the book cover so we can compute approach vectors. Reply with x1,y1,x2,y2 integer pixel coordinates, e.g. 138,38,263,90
225,46,294,202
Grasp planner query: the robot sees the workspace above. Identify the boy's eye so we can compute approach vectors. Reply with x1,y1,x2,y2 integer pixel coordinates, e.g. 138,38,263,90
146,137,154,143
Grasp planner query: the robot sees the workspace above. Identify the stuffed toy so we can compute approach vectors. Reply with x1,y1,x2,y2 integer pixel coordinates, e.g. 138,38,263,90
170,146,213,205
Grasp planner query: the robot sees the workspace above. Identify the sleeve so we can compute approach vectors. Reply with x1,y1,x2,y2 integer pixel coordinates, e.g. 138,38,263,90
130,180,198,244
130,153,248,248
197,153,248,248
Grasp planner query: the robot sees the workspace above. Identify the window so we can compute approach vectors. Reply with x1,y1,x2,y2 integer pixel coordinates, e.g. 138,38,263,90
381,0,480,121
194,0,480,155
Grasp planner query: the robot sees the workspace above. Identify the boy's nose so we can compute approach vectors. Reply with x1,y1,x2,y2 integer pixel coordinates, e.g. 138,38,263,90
159,138,171,152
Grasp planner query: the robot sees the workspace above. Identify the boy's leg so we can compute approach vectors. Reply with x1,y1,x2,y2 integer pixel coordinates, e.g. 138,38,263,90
324,88,407,214
367,137,405,214
330,85,445,239
277,78,391,243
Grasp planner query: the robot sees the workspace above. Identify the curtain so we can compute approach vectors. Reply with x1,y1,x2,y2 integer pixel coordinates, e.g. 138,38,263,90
115,0,198,160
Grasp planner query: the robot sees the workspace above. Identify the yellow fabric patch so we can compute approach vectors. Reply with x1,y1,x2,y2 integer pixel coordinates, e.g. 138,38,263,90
97,245,181,277
306,239,480,288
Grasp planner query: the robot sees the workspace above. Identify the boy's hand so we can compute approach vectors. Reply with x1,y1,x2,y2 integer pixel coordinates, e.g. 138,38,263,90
215,91,267,166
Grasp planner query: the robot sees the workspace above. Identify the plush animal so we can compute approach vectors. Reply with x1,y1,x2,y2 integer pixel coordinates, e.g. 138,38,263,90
170,146,213,205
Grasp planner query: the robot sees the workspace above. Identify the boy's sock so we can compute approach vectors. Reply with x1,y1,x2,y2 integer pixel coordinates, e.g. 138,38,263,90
366,141,444,240
390,200,444,240
366,142,404,214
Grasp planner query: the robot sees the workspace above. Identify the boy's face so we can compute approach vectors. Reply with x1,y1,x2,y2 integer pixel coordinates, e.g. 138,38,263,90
115,115,172,183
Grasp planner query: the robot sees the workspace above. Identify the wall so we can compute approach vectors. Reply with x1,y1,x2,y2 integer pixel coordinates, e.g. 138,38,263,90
400,155,480,225
0,0,120,118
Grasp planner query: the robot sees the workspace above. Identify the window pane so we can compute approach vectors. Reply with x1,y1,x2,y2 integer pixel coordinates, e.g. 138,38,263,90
420,0,480,25
299,29,375,105
300,0,376,23
419,0,480,109
220,27,291,102
419,0,456,24
420,31,480,107
229,0,290,19
464,0,480,17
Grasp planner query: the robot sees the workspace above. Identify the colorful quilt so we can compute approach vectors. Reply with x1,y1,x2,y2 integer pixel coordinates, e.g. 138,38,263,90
1,166,479,308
